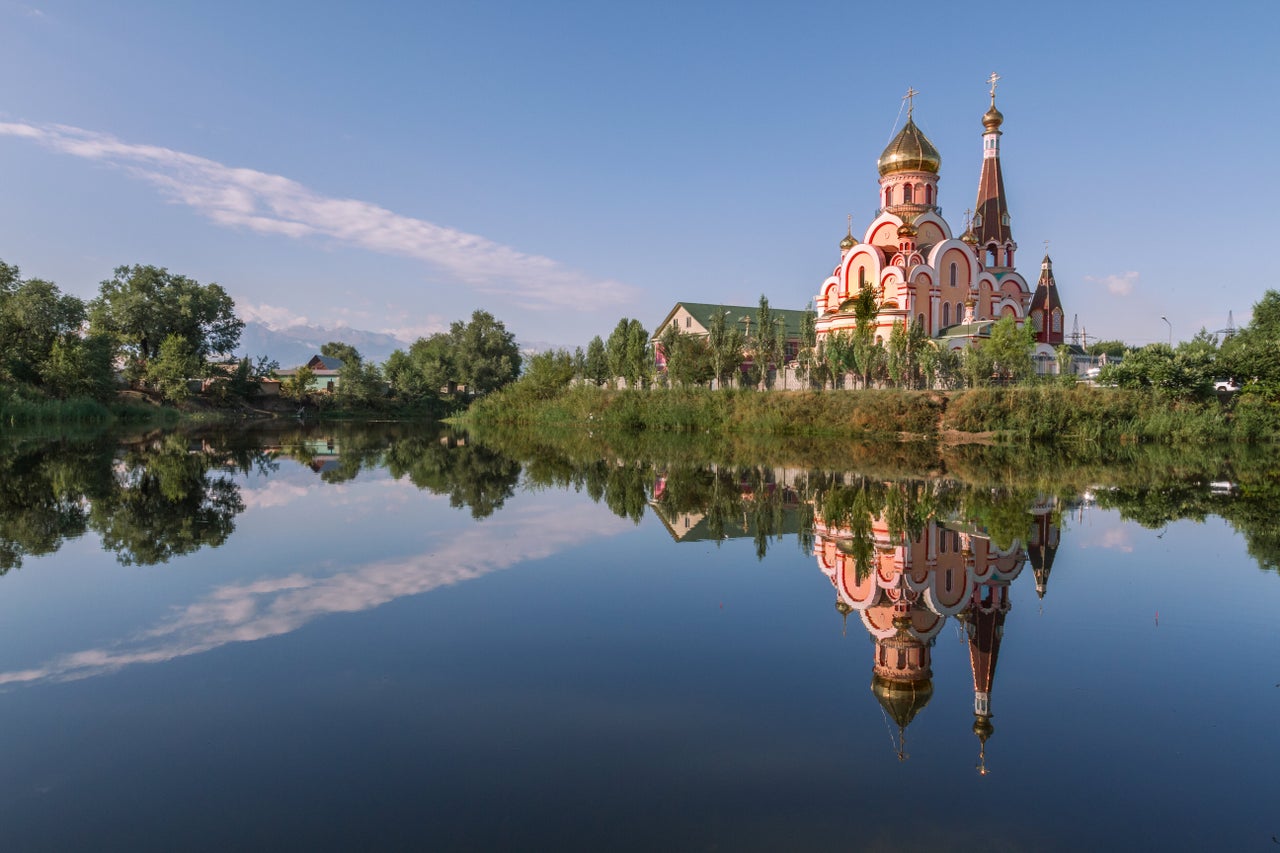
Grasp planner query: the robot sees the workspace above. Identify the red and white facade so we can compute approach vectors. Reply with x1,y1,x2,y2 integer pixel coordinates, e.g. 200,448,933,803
815,88,1032,350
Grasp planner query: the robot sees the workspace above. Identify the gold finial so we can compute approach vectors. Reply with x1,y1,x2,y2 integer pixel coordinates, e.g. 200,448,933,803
986,71,1001,103
903,86,919,118
847,213,853,235
964,208,973,229
1043,238,1050,253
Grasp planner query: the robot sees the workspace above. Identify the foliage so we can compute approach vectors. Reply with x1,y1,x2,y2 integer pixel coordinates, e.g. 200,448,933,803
90,264,242,381
519,349,577,399
145,334,200,402
584,336,609,387
984,315,1035,383
280,365,314,402
707,308,745,389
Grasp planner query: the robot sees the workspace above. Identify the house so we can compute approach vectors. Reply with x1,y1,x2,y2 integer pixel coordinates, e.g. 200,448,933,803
651,302,811,379
276,354,343,392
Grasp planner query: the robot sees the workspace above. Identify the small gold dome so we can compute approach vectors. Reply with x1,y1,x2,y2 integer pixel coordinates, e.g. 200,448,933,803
961,228,979,245
877,118,942,177
897,222,917,238
840,231,856,251
983,101,1004,132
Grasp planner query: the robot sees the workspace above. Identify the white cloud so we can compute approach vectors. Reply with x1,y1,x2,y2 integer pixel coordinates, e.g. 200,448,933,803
0,503,632,687
0,119,637,311
238,302,311,329
1085,271,1139,296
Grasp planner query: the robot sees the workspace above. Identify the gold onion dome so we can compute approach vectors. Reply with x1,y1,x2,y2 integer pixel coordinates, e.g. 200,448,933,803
983,101,1004,132
877,118,942,177
897,222,918,238
961,228,978,245
840,231,856,251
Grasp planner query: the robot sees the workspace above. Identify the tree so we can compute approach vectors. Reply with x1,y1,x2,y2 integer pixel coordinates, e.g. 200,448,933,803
520,349,577,399
707,308,744,389
280,365,314,402
605,319,630,387
752,295,779,389
146,334,199,402
1220,290,1280,390
320,341,361,367
796,304,818,389
90,265,243,381
984,315,1035,384
624,319,652,389
848,282,880,388
584,336,609,387
451,310,521,396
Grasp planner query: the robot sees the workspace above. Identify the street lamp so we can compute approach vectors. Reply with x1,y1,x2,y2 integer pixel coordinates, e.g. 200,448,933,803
1160,316,1172,348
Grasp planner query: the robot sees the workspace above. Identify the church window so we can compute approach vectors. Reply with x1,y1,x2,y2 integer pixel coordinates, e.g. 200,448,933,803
949,263,957,288
917,313,925,330
903,184,914,203
858,267,867,287
1002,213,1010,226
942,303,950,327
1007,247,1014,266
987,246,998,267
925,185,933,205
1052,309,1062,333
957,301,964,322
885,188,892,208
1032,310,1043,332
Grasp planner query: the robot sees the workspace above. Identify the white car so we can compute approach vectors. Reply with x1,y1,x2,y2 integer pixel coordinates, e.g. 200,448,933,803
1213,379,1240,392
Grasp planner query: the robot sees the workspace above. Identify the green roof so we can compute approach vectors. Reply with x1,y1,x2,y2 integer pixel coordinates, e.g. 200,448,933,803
658,302,813,340
936,321,993,340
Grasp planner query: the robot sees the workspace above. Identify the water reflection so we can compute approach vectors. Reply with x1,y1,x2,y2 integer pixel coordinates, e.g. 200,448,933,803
813,479,1066,771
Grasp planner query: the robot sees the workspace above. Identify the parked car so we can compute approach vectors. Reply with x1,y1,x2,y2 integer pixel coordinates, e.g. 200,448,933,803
1213,379,1240,392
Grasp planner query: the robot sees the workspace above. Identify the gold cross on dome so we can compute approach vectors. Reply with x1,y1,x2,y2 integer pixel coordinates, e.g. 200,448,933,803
987,71,1001,100
1044,239,1050,253
903,86,919,117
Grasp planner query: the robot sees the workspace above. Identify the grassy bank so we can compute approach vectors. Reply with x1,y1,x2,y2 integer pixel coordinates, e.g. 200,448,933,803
0,387,179,430
458,384,1280,444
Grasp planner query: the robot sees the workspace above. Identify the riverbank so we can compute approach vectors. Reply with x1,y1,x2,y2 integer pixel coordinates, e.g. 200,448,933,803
457,384,1280,444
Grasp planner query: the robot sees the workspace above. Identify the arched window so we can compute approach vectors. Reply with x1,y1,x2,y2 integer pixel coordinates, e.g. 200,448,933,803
949,263,957,288
1052,309,1062,332
903,184,914,203
1032,310,1043,332
925,185,933,205
1006,247,1014,266
987,246,999,267
858,267,867,287
942,303,951,327
884,188,892,208
917,313,925,329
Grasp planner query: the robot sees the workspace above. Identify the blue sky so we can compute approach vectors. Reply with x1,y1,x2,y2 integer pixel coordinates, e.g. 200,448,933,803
1,0,1274,351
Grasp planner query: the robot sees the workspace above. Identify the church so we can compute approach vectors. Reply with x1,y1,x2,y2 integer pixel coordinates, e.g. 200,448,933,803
815,78,1071,369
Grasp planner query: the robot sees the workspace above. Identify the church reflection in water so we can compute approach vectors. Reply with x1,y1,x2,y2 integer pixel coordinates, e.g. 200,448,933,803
814,492,1060,772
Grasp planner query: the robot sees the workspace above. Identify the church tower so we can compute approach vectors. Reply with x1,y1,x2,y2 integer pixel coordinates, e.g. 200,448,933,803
1029,254,1065,346
973,73,1017,272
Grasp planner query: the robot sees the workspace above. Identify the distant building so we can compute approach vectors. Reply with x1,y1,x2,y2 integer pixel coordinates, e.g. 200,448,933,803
276,354,343,392
651,302,811,380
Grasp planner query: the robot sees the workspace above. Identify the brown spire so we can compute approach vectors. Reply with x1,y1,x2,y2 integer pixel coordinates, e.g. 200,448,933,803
1028,253,1065,345
973,83,1013,251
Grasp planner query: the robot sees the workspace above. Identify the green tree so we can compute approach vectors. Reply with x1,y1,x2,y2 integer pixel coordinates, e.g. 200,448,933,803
0,276,89,387
146,334,199,402
848,282,880,388
605,318,630,387
796,303,818,389
520,349,576,399
985,315,1035,383
280,365,315,402
1220,290,1280,390
624,319,652,389
451,310,521,396
707,308,744,389
320,341,361,367
584,335,609,387
752,295,779,390
90,265,243,382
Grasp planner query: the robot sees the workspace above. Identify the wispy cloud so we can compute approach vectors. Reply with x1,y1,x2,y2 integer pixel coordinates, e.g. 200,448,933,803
1085,271,1139,296
0,503,632,687
238,302,311,329
0,120,636,311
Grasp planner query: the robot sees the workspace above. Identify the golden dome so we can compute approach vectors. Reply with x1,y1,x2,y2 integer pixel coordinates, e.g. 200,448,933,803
840,231,856,251
983,101,1004,132
897,222,918,238
877,118,942,177
871,675,934,728
961,228,978,245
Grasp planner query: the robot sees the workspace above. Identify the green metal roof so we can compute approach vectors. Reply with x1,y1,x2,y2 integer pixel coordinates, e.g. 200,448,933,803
660,302,813,340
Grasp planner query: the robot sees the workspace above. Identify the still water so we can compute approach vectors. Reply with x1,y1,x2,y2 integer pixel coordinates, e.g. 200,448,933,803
0,425,1276,851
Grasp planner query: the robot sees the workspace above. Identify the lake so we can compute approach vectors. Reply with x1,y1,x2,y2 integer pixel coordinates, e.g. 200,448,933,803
0,424,1276,851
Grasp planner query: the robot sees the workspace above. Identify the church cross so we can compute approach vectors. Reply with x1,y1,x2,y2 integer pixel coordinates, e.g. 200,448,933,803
964,208,973,229
1043,239,1050,253
847,213,853,234
987,71,1001,100
903,86,919,118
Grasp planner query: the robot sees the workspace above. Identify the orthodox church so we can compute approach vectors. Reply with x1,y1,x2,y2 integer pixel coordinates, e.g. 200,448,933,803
815,78,1067,363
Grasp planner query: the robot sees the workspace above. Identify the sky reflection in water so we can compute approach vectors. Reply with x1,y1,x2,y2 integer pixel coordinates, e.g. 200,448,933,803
0,427,1276,851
